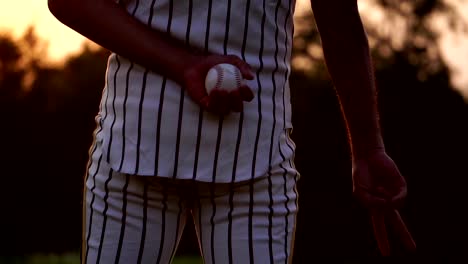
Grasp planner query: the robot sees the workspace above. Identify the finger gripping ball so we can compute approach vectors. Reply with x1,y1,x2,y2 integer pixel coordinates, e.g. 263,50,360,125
205,63,243,94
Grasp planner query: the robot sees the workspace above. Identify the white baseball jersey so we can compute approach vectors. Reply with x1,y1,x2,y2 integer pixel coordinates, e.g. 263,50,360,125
96,0,297,183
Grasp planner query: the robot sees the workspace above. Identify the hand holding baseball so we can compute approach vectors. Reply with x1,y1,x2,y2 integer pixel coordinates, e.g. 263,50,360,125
182,54,255,115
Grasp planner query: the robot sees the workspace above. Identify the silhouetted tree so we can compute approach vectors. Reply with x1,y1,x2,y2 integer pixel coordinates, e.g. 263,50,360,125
0,33,24,107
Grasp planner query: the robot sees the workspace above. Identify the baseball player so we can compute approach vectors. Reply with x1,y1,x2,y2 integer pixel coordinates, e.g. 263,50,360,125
48,0,412,263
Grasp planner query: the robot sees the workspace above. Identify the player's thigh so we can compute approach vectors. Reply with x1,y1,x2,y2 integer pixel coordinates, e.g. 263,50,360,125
193,171,298,264
82,150,188,264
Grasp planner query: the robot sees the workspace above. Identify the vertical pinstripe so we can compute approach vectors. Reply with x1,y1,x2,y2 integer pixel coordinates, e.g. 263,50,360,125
155,182,168,264
96,169,114,263
118,0,140,171
173,0,193,179
136,179,148,264
209,117,223,263
82,67,109,262
227,118,245,264
154,0,172,176
192,0,212,181
281,167,292,264
210,0,233,185
192,110,204,180
227,122,244,263
212,0,229,184
280,155,292,263
118,62,131,171
283,134,300,263
81,106,105,262
209,1,233,261
249,0,268,262
282,0,292,130
285,143,299,262
135,0,158,174
280,2,296,259
281,1,294,262
227,0,250,259
83,75,110,262
100,59,112,164
114,173,130,263
107,56,121,163
240,0,251,57
252,0,268,183
185,0,210,254
282,1,294,262
267,0,285,262
223,0,232,55
137,178,149,263
154,76,167,175
134,70,147,174
83,153,102,263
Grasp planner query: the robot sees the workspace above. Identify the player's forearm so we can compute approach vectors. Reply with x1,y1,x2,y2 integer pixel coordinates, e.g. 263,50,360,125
326,38,384,159
313,1,384,159
48,0,197,85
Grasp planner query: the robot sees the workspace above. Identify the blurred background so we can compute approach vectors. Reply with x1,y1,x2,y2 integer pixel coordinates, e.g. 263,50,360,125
0,0,467,263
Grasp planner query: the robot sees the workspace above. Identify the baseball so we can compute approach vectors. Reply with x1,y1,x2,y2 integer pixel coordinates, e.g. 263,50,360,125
205,63,243,94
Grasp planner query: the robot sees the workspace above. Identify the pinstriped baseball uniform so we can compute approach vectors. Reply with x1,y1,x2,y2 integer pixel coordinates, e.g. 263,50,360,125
82,0,300,263
99,0,296,181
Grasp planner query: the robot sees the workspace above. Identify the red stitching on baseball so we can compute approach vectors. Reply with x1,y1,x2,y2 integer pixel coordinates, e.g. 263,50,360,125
235,68,241,88
214,65,223,90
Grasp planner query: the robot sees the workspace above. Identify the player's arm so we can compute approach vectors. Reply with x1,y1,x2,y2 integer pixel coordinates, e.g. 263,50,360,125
310,0,383,159
310,2,415,255
48,0,195,85
47,0,253,114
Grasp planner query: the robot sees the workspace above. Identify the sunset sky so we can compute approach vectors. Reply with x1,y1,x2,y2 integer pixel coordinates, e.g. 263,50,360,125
1,0,467,98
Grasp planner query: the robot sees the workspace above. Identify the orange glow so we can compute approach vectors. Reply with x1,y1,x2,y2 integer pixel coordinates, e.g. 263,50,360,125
0,0,467,98
0,1,88,63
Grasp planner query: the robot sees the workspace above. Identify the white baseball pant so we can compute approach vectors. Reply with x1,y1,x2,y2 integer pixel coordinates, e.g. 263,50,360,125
81,133,299,264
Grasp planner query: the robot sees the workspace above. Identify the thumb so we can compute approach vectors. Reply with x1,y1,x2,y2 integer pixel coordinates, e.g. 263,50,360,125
226,55,255,80
354,187,389,208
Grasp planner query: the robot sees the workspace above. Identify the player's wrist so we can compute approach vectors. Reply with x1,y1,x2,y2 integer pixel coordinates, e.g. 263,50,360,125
351,137,385,161
170,53,204,86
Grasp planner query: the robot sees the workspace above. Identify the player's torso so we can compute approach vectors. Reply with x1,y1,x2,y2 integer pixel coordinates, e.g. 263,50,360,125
97,0,297,181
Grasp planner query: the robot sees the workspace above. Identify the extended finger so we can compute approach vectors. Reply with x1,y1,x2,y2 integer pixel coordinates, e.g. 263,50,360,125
187,86,210,110
239,85,254,102
387,210,416,252
371,211,391,256
226,55,255,80
183,72,209,108
199,95,210,110
208,90,231,115
229,90,243,112
354,188,389,208
390,187,408,208
376,186,393,199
